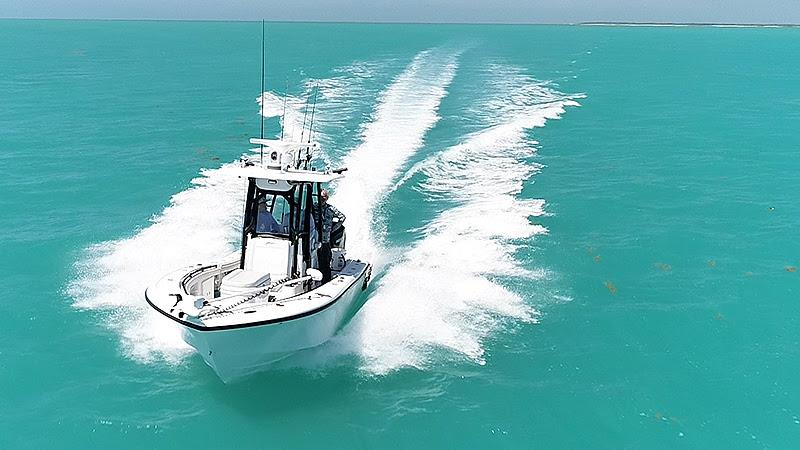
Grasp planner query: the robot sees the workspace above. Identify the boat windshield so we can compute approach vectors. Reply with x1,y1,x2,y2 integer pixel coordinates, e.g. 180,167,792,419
255,193,291,236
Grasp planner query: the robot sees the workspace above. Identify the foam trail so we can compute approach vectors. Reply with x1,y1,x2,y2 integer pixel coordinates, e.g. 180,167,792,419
68,93,303,363
69,164,247,362
330,49,460,263
325,67,581,374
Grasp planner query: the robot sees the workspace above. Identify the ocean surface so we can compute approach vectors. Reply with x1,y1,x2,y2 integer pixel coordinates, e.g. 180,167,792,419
1,20,799,448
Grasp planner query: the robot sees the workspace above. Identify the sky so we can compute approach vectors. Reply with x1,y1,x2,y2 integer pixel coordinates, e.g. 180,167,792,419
1,0,798,24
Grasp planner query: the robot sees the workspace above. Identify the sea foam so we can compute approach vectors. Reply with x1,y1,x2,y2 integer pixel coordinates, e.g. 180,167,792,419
318,65,581,374
330,49,460,266
69,161,247,363
69,52,579,375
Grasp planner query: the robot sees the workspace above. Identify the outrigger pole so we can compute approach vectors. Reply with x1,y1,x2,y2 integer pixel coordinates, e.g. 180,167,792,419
259,20,265,165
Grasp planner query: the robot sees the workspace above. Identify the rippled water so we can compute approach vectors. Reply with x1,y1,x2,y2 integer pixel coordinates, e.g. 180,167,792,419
1,20,799,449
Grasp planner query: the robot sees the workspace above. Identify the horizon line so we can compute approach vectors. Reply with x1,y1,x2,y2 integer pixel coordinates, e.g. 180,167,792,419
1,17,799,27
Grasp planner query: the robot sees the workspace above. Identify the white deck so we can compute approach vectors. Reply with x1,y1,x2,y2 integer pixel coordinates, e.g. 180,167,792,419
145,259,369,329
200,260,368,328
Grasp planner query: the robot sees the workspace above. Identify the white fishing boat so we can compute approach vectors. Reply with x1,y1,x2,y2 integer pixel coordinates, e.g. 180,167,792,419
145,138,371,382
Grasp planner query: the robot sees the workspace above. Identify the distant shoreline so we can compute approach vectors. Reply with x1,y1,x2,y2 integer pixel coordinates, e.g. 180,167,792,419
580,22,800,28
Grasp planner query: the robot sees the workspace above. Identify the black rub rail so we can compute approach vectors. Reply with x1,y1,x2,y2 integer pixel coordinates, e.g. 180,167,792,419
144,263,370,332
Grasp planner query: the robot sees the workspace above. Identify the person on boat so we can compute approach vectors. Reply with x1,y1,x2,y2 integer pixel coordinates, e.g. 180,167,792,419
256,199,281,233
319,189,345,283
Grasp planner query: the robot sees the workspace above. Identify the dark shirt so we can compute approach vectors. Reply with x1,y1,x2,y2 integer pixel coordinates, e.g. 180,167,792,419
321,203,345,243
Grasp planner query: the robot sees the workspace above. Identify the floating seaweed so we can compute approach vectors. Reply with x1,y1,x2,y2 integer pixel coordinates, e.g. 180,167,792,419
786,266,797,273
654,262,672,272
604,281,617,295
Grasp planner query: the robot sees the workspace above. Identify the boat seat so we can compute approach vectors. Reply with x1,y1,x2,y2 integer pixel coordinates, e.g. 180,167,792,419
220,269,271,297
243,236,290,280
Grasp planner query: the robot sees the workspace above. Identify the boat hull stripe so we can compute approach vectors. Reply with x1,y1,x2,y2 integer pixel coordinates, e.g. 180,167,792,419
144,265,369,332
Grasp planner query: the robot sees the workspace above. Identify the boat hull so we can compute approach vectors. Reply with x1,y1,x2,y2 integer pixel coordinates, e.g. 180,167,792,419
181,266,368,382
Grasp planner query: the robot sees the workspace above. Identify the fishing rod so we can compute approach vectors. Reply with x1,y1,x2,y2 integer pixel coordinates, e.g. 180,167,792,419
307,82,319,144
259,20,265,165
304,83,320,170
298,90,311,145
280,77,288,140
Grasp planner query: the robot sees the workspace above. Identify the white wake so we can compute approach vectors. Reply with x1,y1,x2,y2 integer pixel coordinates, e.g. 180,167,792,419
320,65,581,374
68,51,579,376
330,49,460,265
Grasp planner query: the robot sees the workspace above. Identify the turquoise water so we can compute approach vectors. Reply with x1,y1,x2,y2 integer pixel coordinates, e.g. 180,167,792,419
2,20,799,448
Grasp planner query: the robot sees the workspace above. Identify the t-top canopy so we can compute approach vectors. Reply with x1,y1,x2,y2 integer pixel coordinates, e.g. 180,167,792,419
249,138,318,151
243,137,341,183
240,165,343,183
